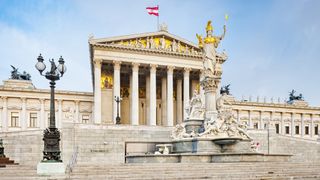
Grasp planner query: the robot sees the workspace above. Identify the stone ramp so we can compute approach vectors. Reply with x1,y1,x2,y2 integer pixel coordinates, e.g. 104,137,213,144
0,162,319,180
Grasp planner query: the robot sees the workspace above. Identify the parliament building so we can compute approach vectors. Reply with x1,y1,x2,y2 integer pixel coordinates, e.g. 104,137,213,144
0,26,319,141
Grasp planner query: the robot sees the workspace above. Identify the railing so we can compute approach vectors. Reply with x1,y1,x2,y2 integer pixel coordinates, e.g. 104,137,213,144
66,146,79,174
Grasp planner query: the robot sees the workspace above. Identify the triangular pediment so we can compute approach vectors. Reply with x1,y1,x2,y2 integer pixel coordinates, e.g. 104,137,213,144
89,31,202,56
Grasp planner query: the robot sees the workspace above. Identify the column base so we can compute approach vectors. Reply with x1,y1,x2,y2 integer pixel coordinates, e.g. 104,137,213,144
37,162,65,175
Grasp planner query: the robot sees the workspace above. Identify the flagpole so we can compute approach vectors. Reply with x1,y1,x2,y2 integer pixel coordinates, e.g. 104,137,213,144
157,5,159,31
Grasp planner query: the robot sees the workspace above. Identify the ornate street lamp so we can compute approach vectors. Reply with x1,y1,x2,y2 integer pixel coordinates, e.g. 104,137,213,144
35,54,66,162
114,96,122,124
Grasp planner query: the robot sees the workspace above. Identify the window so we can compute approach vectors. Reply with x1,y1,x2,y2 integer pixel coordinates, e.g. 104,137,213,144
315,125,319,135
29,113,37,127
305,126,309,135
285,126,290,134
295,125,300,134
264,123,267,129
275,124,280,134
82,115,89,124
10,112,19,127
253,123,258,129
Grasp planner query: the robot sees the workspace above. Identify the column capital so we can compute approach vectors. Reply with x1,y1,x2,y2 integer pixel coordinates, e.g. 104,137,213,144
21,97,27,102
57,99,63,103
1,96,7,100
113,61,122,70
132,62,140,71
75,100,80,104
93,58,102,66
39,98,45,103
184,67,191,75
167,66,175,74
150,64,158,72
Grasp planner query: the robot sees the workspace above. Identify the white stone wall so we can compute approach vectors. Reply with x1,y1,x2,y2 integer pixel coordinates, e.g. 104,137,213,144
248,128,320,162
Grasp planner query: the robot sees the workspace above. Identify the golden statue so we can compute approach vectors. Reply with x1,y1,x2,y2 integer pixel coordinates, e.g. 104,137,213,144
196,34,203,48
206,21,213,32
204,20,226,48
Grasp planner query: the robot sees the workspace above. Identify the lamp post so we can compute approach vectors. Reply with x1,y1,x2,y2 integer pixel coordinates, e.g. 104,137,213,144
114,96,122,124
35,54,66,162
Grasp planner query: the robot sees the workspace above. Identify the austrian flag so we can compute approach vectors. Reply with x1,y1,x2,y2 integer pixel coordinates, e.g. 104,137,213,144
146,6,159,16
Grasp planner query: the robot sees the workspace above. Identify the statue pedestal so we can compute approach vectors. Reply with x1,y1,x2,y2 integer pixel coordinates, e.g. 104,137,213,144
37,162,65,175
3,79,35,89
184,118,204,134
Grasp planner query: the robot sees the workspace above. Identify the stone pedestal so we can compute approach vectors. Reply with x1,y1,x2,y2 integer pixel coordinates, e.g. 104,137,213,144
288,100,308,107
37,162,65,175
3,79,35,89
172,138,251,154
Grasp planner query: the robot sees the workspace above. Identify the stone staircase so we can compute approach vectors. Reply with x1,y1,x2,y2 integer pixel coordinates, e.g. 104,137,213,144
0,162,319,179
69,162,320,179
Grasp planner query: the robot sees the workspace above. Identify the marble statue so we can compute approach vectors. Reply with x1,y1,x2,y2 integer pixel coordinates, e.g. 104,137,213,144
150,37,155,49
146,37,150,49
172,40,177,52
185,90,205,119
171,123,193,140
177,41,181,53
160,36,166,50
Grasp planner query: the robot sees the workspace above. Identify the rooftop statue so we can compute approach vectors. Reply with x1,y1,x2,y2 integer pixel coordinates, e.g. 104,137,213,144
288,89,304,102
220,84,231,95
10,65,31,80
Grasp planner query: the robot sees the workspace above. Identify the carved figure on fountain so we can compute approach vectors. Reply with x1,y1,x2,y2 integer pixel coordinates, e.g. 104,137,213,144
171,123,196,140
185,90,205,119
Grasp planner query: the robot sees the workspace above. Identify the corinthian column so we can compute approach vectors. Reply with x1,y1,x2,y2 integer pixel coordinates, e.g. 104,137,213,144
149,64,157,125
93,59,102,124
113,61,121,124
131,63,139,125
183,68,191,120
167,66,175,126
161,77,167,125
176,79,183,124
201,76,218,120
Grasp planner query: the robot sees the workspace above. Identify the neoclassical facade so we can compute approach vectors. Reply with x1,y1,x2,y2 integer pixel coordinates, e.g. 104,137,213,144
89,30,205,126
0,80,93,132
0,28,319,140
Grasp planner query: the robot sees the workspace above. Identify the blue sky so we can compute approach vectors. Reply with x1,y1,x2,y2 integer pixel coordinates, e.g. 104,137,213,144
0,0,319,106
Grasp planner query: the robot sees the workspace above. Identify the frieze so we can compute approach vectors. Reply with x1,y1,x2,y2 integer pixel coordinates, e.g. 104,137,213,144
102,36,203,56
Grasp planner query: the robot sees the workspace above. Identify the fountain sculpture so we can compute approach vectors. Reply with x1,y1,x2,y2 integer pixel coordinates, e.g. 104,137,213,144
171,20,252,154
